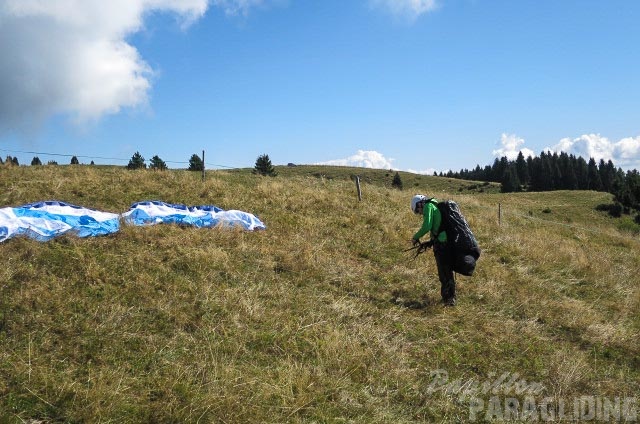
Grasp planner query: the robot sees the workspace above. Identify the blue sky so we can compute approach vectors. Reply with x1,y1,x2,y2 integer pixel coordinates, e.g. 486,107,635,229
1,0,639,173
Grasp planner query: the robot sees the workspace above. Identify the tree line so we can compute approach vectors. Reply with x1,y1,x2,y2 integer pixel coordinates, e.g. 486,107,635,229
6,149,639,220
126,151,208,171
2,153,198,170
3,155,88,166
4,152,277,176
444,151,640,220
126,152,277,176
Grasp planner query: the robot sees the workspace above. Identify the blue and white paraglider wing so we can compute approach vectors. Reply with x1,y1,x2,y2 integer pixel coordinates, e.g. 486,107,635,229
218,210,267,231
0,201,120,242
122,201,266,231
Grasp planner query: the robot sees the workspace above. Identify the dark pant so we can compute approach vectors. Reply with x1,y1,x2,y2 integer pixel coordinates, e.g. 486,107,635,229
434,242,456,301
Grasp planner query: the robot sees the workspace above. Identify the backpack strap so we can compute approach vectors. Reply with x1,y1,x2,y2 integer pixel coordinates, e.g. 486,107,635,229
432,199,448,241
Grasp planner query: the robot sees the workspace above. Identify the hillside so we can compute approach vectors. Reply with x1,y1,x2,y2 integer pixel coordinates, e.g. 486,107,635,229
1,165,638,423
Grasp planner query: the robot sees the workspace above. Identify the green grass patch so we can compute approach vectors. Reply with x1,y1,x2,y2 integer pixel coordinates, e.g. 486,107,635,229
0,165,638,422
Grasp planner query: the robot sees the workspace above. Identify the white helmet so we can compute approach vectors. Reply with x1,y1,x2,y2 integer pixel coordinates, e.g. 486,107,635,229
411,194,427,214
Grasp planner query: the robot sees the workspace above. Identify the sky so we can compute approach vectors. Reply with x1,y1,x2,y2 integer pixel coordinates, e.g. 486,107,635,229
1,0,639,174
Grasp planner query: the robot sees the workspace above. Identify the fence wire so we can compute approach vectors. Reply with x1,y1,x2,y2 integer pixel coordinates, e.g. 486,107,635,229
0,148,236,169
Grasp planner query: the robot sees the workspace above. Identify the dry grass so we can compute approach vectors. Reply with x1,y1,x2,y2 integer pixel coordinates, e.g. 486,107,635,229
0,165,638,423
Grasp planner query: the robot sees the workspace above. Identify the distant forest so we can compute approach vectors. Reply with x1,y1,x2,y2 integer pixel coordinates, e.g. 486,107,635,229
442,151,640,220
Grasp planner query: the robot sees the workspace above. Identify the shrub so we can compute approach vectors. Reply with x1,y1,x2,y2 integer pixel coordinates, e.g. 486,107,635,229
609,203,623,218
149,155,168,171
392,172,403,190
596,203,623,218
253,154,277,176
127,152,146,170
188,154,204,171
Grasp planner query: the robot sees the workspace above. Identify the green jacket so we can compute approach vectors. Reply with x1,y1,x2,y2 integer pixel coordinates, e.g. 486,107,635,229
413,199,447,243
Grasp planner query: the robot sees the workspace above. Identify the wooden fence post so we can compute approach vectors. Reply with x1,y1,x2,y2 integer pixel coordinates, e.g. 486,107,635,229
355,176,362,201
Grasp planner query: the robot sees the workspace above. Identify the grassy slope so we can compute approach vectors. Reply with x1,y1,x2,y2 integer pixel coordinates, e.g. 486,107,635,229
0,165,638,423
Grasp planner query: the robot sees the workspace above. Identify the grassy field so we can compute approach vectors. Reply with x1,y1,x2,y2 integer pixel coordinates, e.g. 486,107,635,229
1,165,638,423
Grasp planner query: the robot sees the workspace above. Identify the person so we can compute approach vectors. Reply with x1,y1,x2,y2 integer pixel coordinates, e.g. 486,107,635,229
410,194,456,306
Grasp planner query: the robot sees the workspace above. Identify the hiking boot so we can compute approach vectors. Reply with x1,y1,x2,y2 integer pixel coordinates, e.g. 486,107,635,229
443,297,456,307
441,279,456,301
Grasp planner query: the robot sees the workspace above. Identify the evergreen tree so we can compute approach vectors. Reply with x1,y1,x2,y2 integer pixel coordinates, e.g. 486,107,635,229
471,165,483,181
127,151,146,170
587,158,602,191
515,151,529,186
0,156,3,165
253,154,277,176
70,156,79,165
539,152,554,191
499,156,509,180
483,165,492,181
599,159,616,193
31,156,42,166
550,152,563,190
612,168,626,198
599,167,640,217
526,156,534,183
563,162,578,190
12,157,19,166
557,153,574,189
188,153,204,171
574,156,589,190
47,160,58,165
150,155,168,170
490,156,509,183
501,165,521,193
529,154,550,192
391,171,403,190
627,170,640,210
488,158,500,182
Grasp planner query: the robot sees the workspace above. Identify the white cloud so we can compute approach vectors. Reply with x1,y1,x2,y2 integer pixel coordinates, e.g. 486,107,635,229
614,136,640,165
0,0,208,134
492,133,535,160
370,0,438,21
211,0,269,16
551,134,613,162
317,150,396,169
548,134,640,169
407,168,439,175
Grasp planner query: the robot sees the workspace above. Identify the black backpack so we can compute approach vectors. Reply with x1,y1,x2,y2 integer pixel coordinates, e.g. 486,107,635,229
433,199,481,276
